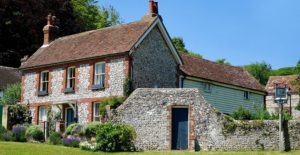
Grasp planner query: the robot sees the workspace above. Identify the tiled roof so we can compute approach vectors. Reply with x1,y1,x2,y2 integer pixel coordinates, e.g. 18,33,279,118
265,75,299,93
0,66,21,90
20,16,157,69
180,53,266,92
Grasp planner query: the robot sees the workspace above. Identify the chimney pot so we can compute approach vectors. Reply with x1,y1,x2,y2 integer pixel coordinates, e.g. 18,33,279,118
149,0,158,15
43,14,59,46
47,14,52,25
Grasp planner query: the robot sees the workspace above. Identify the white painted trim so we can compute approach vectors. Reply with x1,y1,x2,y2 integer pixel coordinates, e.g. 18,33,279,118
185,76,266,95
130,18,182,65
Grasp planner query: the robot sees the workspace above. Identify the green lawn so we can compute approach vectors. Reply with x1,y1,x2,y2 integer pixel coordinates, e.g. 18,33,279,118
1,142,300,155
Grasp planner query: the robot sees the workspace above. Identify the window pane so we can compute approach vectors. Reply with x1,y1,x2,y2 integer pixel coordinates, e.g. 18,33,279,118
94,103,100,121
94,63,105,85
39,107,47,122
67,67,75,89
100,74,105,87
40,72,49,92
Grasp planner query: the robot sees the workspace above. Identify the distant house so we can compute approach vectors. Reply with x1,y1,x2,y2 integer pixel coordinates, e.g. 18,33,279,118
179,53,266,114
19,2,182,128
265,75,300,119
0,66,21,99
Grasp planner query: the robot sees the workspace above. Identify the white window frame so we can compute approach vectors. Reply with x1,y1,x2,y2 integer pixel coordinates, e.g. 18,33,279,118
244,91,250,100
93,102,101,122
39,70,49,92
39,106,47,123
203,83,211,92
94,62,105,87
67,67,76,89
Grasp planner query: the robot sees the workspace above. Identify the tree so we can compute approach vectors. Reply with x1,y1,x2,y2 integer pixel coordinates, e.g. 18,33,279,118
0,83,21,105
244,62,272,85
296,60,300,76
172,37,203,58
0,0,121,67
172,37,189,53
216,58,231,65
71,0,121,32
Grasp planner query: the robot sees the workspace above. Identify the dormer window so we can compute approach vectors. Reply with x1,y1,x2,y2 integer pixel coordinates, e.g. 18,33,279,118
65,67,75,93
92,62,105,90
38,71,49,96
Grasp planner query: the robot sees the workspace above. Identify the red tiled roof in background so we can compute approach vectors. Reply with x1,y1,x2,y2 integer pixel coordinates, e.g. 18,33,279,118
265,75,299,94
180,53,266,92
0,66,21,90
20,16,157,69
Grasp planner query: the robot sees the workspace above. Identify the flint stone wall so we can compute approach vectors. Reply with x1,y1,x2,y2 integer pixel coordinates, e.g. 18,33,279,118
131,26,178,89
113,88,300,151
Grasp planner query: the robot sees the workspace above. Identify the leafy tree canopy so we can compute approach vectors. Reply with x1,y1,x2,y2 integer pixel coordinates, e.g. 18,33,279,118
172,37,202,59
0,83,21,105
0,0,121,67
244,62,272,85
71,0,121,32
270,67,297,76
172,37,188,53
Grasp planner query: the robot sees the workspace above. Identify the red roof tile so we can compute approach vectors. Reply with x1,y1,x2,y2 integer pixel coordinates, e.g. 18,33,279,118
265,75,299,93
20,16,157,69
180,53,265,92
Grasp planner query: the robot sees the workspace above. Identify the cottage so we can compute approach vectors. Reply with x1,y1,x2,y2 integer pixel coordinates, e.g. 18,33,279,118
265,75,300,119
180,53,266,114
19,1,182,128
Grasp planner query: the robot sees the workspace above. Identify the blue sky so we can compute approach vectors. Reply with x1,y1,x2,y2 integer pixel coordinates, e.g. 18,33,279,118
99,0,300,69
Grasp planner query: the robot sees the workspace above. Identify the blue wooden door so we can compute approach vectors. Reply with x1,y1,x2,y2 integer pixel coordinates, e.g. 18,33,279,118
66,108,75,126
172,108,188,150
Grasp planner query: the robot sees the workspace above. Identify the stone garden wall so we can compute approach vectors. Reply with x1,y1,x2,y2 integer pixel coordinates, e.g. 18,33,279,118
113,88,300,151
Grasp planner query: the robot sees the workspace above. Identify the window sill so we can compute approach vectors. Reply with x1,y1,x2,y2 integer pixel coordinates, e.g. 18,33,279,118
91,85,105,91
38,91,48,97
64,88,75,94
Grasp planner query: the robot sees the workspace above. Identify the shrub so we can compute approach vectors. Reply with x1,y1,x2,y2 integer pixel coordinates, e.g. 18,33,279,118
99,97,125,116
49,132,62,145
12,125,27,142
270,112,293,121
96,122,136,152
62,136,80,147
223,116,237,134
0,126,7,141
1,131,12,141
7,104,31,129
65,123,84,136
79,141,97,151
84,122,101,138
252,106,271,120
230,106,253,120
25,125,44,142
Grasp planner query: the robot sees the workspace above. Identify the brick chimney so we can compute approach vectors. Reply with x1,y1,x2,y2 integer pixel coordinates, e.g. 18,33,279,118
149,0,159,15
43,14,59,46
